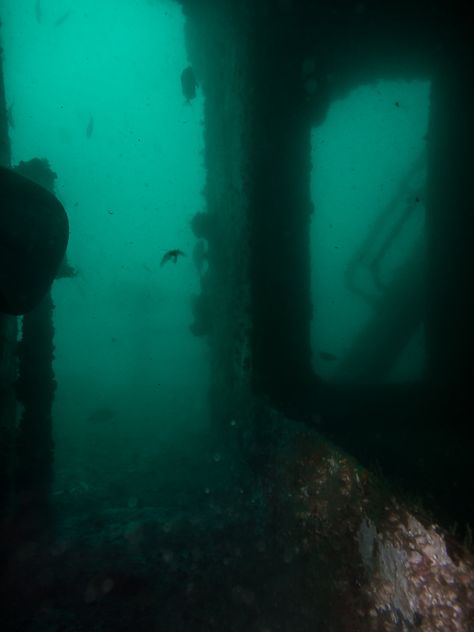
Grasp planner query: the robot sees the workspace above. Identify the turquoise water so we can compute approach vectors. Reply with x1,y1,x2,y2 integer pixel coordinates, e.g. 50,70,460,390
2,0,209,473
2,4,470,631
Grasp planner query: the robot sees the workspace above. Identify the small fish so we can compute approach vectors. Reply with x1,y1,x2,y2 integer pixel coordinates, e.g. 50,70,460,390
7,103,14,129
160,249,185,266
86,115,94,139
54,11,71,27
87,407,117,423
319,351,337,362
35,0,42,24
180,66,197,104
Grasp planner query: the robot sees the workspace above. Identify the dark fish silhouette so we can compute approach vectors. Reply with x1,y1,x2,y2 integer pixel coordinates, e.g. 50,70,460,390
160,249,185,266
86,115,94,139
87,407,117,424
54,11,71,27
319,351,337,362
180,66,197,103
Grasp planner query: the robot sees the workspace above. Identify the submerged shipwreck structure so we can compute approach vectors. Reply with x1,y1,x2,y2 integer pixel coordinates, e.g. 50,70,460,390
1,0,474,629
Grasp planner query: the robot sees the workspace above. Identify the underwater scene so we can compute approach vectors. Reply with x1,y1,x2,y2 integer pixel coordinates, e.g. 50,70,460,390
1,1,474,631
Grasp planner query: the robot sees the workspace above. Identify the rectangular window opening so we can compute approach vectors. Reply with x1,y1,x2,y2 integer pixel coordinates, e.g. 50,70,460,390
310,79,431,386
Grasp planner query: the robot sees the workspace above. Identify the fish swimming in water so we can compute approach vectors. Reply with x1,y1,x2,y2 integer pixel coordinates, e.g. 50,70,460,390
86,115,94,139
87,407,117,424
160,249,185,266
54,11,71,27
180,66,197,104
